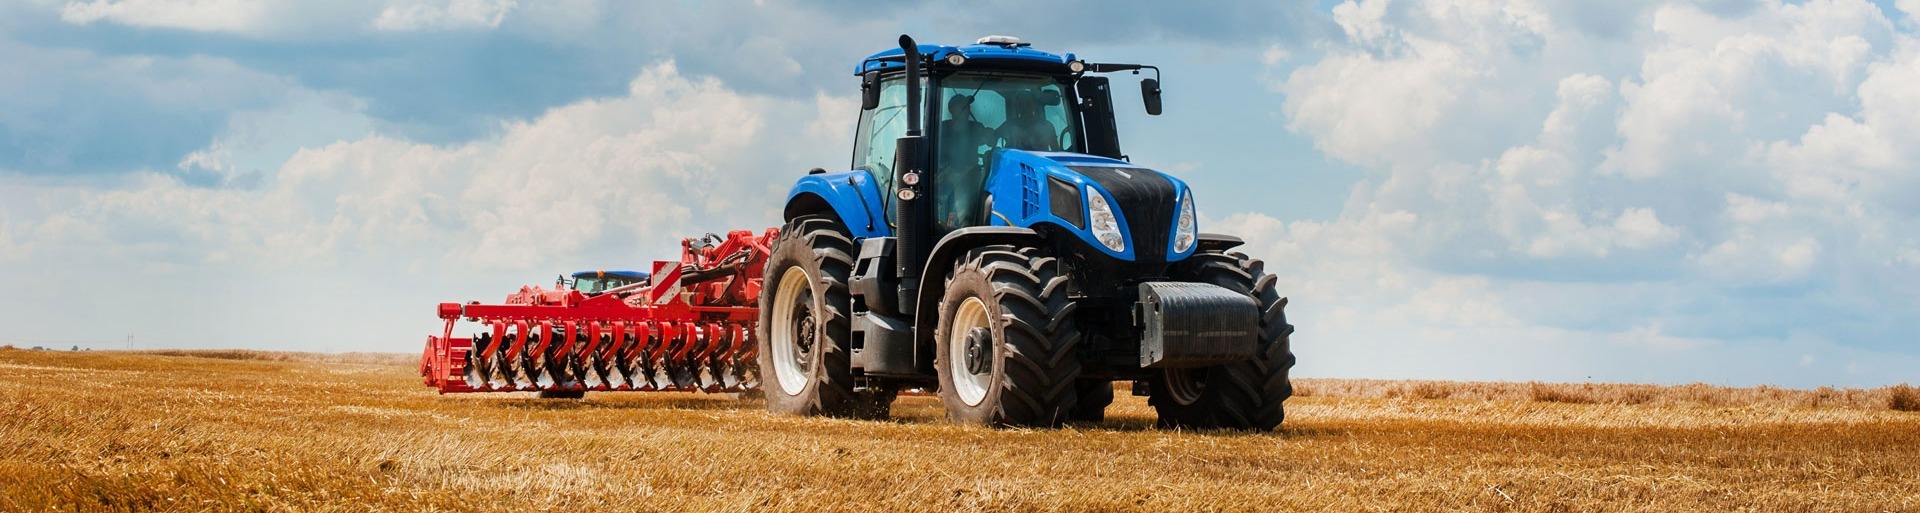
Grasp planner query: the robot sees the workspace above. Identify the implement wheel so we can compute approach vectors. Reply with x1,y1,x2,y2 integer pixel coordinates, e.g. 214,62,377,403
1150,252,1295,430
757,215,859,417
934,245,1083,427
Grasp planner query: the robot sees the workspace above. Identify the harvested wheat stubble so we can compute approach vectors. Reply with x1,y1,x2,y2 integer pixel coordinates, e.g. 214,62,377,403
2,348,1916,512
1294,377,1917,411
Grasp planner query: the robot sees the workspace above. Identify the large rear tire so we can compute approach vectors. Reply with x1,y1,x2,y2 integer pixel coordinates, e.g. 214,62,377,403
1150,252,1295,430
756,216,859,417
934,246,1083,427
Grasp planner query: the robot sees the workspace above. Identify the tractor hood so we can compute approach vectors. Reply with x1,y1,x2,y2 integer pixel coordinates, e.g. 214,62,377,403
983,149,1197,263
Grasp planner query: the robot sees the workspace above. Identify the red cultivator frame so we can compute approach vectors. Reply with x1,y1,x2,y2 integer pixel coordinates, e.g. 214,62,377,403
420,228,777,394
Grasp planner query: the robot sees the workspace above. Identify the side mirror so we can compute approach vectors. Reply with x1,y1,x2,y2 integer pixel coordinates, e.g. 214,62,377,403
1140,78,1162,116
861,72,881,110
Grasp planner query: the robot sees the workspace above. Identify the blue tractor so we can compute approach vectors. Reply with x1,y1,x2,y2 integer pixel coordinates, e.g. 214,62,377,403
756,35,1294,429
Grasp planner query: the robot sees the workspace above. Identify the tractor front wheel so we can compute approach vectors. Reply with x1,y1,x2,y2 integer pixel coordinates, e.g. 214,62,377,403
934,245,1083,427
1149,251,1295,430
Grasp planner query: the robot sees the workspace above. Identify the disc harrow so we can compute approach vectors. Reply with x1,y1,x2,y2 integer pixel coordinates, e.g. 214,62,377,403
421,229,776,394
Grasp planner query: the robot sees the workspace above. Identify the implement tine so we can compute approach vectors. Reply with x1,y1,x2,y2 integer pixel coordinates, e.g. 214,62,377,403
531,321,557,389
667,324,698,390
583,322,607,389
637,323,662,391
464,331,489,389
602,335,626,390
488,323,513,390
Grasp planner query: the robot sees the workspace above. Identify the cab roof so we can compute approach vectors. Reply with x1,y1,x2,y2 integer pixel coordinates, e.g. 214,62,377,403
856,38,1078,75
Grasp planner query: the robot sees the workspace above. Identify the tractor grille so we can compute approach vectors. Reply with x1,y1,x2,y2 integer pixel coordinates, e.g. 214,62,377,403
1071,166,1175,263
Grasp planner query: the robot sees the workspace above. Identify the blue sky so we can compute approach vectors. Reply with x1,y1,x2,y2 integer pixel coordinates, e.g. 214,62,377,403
2,0,1916,388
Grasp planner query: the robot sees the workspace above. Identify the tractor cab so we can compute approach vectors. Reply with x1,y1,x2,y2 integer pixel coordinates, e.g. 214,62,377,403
564,270,650,296
852,35,1160,238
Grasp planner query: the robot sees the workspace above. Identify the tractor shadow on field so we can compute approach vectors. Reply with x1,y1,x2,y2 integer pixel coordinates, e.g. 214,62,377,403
478,394,758,412
468,394,1346,438
1059,418,1350,438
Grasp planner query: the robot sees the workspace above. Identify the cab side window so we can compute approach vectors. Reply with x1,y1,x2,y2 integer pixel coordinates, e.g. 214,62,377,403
853,77,911,224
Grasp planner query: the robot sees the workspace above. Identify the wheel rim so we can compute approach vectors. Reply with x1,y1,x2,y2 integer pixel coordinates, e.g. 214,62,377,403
947,297,994,406
770,266,814,396
1163,368,1207,406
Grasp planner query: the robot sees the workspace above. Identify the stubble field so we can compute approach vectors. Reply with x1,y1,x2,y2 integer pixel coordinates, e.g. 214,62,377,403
2,348,1916,512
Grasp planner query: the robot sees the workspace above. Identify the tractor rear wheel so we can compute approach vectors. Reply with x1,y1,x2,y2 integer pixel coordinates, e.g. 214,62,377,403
934,245,1083,427
757,215,859,417
1150,252,1295,430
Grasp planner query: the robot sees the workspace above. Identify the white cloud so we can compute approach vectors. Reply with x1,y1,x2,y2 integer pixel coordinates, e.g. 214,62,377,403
1331,0,1391,44
61,0,272,33
1280,38,1477,167
9,63,833,272
0,62,853,351
1602,0,1896,179
102,61,824,272
372,0,515,31
53,0,519,36
1250,0,1920,386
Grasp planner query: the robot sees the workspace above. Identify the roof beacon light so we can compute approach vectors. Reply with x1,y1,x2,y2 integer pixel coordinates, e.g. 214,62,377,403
976,35,1026,46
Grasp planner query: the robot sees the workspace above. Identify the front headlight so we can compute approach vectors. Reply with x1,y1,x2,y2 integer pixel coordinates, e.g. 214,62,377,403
1173,191,1196,253
1086,186,1125,252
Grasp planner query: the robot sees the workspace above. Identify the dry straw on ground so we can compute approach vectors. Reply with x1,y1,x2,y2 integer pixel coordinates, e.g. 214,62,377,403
1293,377,1917,411
3,348,1916,512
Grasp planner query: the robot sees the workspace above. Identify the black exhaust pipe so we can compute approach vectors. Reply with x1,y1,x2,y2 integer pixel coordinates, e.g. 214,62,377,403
893,35,928,310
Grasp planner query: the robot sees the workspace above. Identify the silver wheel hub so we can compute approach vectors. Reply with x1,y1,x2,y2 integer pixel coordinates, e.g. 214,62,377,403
947,297,994,406
963,327,992,375
770,267,815,396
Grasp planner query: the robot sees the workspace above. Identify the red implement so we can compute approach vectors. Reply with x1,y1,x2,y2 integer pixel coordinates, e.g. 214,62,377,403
419,228,777,394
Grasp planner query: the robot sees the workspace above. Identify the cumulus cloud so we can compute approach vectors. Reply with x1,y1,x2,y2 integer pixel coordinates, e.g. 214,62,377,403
1254,0,1920,386
0,62,853,349
39,63,844,271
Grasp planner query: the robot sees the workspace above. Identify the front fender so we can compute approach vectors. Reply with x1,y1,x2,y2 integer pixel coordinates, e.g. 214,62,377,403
910,226,1047,358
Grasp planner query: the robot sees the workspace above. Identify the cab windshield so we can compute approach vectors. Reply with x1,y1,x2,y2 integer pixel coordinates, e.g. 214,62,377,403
931,72,1080,235
937,73,1080,155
